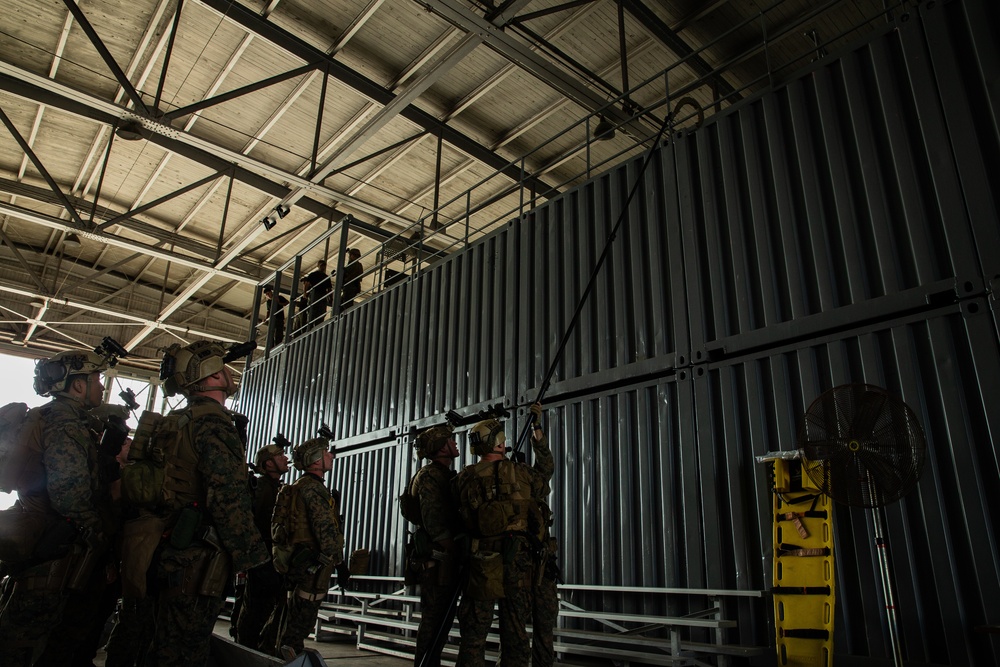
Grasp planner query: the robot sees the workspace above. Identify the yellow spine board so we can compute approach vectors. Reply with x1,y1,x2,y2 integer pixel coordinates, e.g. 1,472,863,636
771,459,835,667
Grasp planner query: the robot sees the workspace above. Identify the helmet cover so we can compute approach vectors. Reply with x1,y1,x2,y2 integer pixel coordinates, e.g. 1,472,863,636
160,341,227,397
254,443,286,470
292,437,330,471
34,350,109,397
469,419,505,456
413,424,454,459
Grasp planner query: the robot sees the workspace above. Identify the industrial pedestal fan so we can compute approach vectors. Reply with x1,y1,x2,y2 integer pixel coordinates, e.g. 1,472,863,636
799,384,927,667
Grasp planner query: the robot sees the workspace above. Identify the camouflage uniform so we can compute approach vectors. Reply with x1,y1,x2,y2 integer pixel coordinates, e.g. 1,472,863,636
408,461,461,667
0,396,106,667
261,472,344,654
453,443,551,667
234,472,284,647
529,432,558,667
149,396,269,667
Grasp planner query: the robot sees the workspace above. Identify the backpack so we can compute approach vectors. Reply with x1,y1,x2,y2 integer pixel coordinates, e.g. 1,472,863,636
0,403,44,494
398,477,421,525
120,409,201,511
270,483,301,574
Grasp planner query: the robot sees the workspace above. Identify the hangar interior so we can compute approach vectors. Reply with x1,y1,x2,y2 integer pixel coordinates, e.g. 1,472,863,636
1,0,998,665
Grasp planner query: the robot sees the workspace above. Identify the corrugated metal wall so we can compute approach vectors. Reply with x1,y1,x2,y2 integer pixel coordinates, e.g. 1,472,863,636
239,1,1000,663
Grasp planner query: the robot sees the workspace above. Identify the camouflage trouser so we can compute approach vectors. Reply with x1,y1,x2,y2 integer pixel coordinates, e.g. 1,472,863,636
260,562,333,655
0,582,65,667
104,596,156,667
456,541,533,667
414,566,459,667
149,592,225,667
234,564,283,649
0,558,75,667
531,572,558,667
277,589,324,653
35,557,112,667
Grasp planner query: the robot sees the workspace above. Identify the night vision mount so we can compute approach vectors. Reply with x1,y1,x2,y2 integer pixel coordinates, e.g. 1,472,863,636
95,336,128,368
445,403,509,427
119,387,140,412
224,340,257,363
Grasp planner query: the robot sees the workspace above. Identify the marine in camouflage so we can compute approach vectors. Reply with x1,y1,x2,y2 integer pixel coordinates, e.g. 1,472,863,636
149,395,269,667
261,470,344,655
453,406,554,667
235,471,284,648
528,429,558,667
409,455,461,667
0,395,105,667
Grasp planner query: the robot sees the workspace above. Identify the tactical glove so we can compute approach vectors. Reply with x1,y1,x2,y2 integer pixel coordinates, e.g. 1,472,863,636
336,561,352,589
529,402,543,426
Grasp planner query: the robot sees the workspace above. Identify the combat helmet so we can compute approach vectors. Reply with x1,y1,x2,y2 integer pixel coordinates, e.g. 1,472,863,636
159,341,229,397
292,437,330,471
34,350,109,397
413,424,454,459
469,418,505,456
254,444,286,471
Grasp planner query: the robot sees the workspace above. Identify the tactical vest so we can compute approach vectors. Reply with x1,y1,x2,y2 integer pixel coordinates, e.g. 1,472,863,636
271,482,312,550
121,401,228,513
457,458,538,538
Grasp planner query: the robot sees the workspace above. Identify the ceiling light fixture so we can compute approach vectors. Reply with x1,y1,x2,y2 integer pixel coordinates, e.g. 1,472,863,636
64,232,82,249
593,115,616,141
29,299,44,308
275,203,291,218
115,119,146,141
260,214,278,231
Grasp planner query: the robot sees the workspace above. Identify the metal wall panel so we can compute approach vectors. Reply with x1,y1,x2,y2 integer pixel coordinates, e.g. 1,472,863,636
678,6,997,356
516,150,689,403
237,1,1000,663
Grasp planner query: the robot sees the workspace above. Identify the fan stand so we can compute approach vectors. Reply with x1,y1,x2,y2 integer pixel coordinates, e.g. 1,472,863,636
867,472,903,667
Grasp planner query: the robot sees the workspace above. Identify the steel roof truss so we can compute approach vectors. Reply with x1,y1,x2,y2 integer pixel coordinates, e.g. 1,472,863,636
60,0,150,114
161,62,321,123
0,225,49,293
96,168,228,232
0,106,86,228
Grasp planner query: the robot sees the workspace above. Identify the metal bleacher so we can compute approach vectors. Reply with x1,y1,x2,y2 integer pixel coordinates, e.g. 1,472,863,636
311,576,767,666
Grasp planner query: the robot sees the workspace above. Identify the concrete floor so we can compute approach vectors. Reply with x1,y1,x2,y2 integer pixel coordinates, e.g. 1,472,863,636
92,620,413,667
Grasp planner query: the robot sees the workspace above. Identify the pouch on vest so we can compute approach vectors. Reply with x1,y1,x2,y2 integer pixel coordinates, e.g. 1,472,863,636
403,538,420,586
122,410,201,512
0,403,42,494
271,483,301,574
398,485,421,524
0,507,51,562
465,550,504,600
120,411,166,508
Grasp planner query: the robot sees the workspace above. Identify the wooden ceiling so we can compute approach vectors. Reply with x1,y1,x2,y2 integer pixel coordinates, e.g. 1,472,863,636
0,0,899,377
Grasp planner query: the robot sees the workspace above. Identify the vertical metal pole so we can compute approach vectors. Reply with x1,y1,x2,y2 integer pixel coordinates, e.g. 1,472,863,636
465,190,471,246
432,130,443,231
331,215,351,318
872,504,904,667
519,156,525,220
586,116,591,179
760,11,773,89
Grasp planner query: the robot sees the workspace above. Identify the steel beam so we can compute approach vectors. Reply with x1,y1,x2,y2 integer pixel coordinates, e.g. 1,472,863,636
0,64,423,230
194,0,555,198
